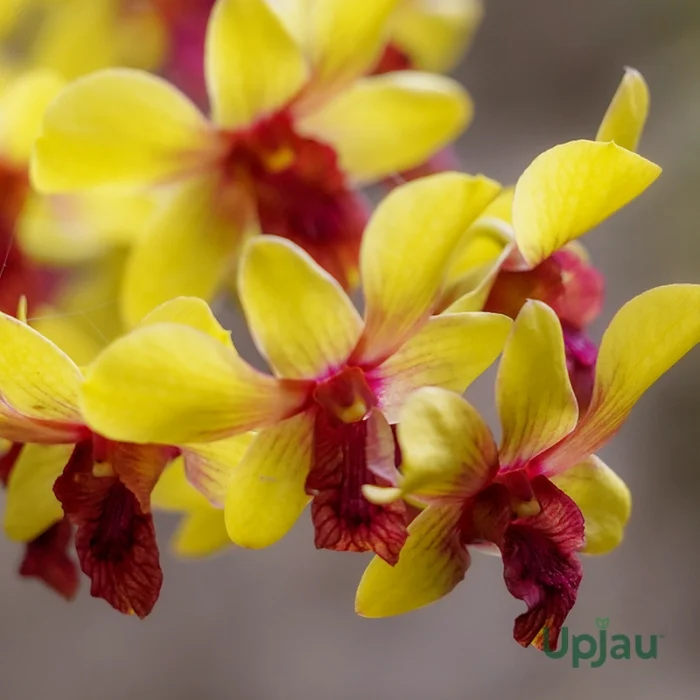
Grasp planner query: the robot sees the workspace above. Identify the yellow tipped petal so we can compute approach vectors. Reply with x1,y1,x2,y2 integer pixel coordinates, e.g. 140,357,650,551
596,68,649,152
4,444,73,542
0,312,83,423
372,312,511,422
225,410,314,548
0,70,64,166
121,177,243,327
552,455,631,555
357,172,501,365
545,285,700,471
356,504,468,617
497,301,578,468
299,72,471,183
206,0,308,128
32,69,215,193
512,140,661,267
172,510,230,558
81,323,309,444
239,237,362,379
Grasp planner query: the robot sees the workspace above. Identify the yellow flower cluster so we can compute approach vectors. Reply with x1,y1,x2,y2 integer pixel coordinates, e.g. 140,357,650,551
0,0,698,650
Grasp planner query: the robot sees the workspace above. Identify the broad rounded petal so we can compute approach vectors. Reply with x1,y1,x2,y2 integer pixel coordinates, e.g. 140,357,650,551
551,455,631,555
370,312,511,423
239,237,362,379
4,444,73,542
543,285,700,471
397,387,498,499
81,323,310,444
172,510,230,558
0,313,83,423
140,297,233,348
512,140,661,267
497,301,578,469
0,70,64,166
121,177,242,327
355,504,468,617
299,72,471,184
206,0,308,128
225,410,314,548
31,69,215,193
356,172,501,365
596,68,649,152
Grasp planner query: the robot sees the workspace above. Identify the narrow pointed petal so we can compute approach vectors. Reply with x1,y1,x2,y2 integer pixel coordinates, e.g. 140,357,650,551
512,140,661,267
543,285,700,472
298,72,471,184
596,68,649,152
206,0,308,128
32,69,215,192
497,301,578,470
4,444,73,542
81,323,310,444
0,312,84,423
225,410,315,548
370,312,511,422
551,455,631,555
397,387,498,499
172,510,230,558
356,504,468,617
239,237,362,379
356,173,501,365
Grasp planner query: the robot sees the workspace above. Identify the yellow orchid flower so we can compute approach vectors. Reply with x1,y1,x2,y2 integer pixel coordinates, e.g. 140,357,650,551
32,0,472,325
79,173,511,563
357,285,700,648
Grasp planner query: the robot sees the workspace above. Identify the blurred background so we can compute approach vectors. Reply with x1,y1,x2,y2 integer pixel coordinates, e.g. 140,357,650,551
2,0,700,698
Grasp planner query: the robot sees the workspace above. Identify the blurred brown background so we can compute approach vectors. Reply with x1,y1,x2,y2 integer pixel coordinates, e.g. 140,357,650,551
2,1,700,698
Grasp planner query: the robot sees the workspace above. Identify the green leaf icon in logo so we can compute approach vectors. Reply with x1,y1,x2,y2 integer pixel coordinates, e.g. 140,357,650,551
596,617,610,629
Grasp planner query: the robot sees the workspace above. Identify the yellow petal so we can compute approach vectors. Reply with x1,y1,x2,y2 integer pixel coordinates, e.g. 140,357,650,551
512,140,661,267
172,510,230,558
81,323,309,444
4,443,73,542
32,69,216,193
225,410,314,548
551,455,631,555
544,285,700,471
396,387,498,499
356,172,501,365
0,70,64,166
355,504,468,617
239,237,361,379
0,0,28,38
371,312,511,422
596,68,649,152
121,177,242,327
29,306,104,366
152,459,212,512
299,72,471,183
0,312,84,423
497,301,578,469
206,0,308,128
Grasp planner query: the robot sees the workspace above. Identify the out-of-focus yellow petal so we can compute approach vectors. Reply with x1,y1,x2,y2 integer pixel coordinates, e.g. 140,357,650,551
152,458,211,512
32,69,216,193
0,312,83,422
206,0,308,128
0,0,28,38
551,455,630,555
4,443,72,542
497,301,578,469
29,307,104,366
356,172,501,365
81,323,310,444
370,312,511,423
596,68,649,152
397,387,498,499
239,237,361,379
121,177,242,327
512,140,661,267
225,410,314,548
356,504,468,617
544,285,700,472
391,0,483,73
298,72,471,183
0,70,64,166
172,510,230,558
